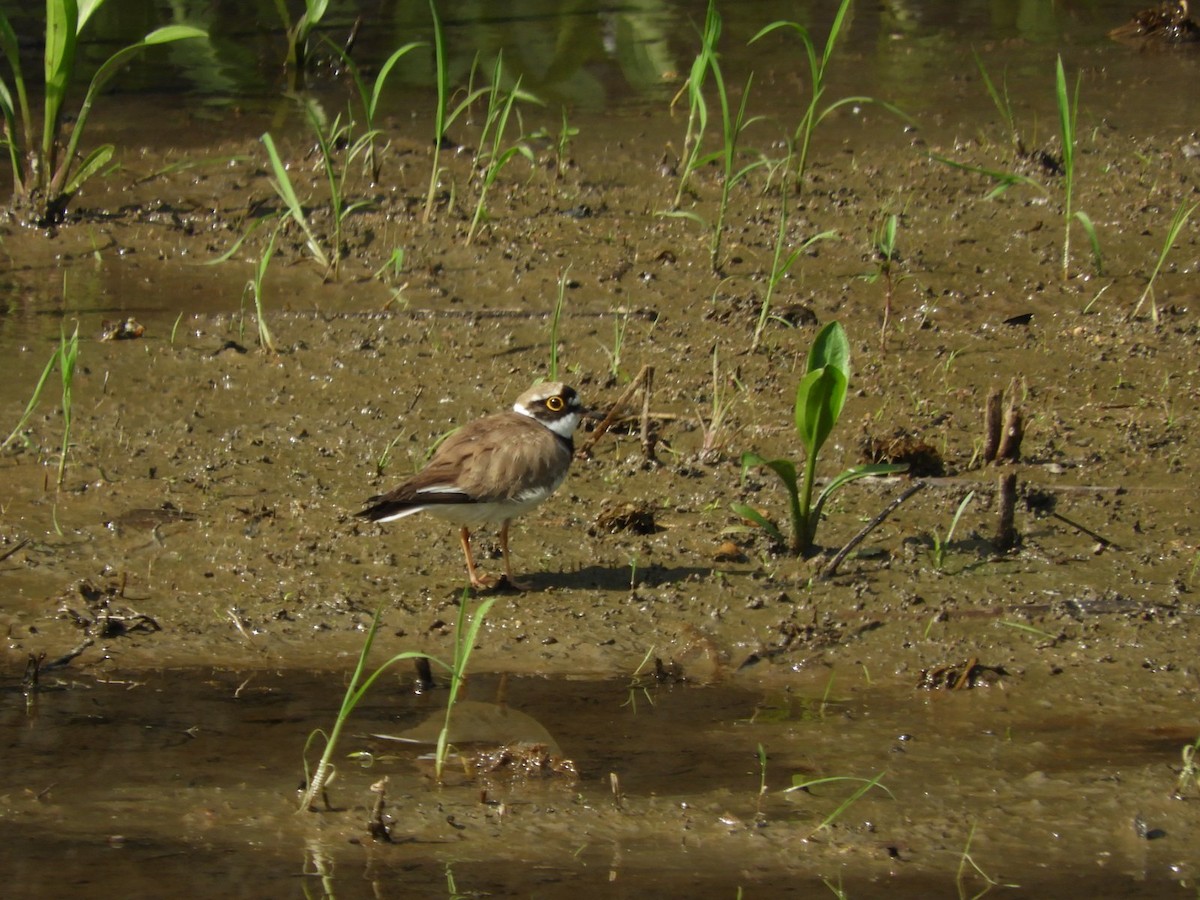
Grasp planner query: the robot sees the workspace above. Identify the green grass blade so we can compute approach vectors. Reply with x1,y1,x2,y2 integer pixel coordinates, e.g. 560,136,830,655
261,131,329,268
2,346,58,450
1133,199,1198,318
929,154,1044,198
0,9,31,152
435,594,496,781
1054,55,1073,179
731,502,785,545
60,143,112,196
810,463,908,533
370,41,424,118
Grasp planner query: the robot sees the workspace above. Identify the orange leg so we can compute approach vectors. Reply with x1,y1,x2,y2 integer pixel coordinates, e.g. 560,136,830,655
458,527,496,590
499,519,532,590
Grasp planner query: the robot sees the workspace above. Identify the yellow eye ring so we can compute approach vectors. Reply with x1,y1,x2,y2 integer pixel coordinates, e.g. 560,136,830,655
546,396,565,411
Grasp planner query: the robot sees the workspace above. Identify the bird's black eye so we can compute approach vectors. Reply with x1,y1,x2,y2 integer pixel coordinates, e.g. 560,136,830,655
546,396,565,412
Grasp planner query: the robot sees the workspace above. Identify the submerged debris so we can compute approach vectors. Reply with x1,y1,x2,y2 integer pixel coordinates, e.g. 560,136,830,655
592,499,659,535
1110,1,1200,43
471,743,578,781
59,578,161,641
861,431,945,477
917,656,1006,690
98,317,145,341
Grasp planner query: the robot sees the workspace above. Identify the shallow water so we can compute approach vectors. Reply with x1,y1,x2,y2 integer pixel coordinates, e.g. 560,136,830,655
4,667,1197,898
3,0,1200,896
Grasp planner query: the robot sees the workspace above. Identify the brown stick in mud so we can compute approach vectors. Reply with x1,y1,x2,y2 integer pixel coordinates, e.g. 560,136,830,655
820,481,926,580
995,471,1019,551
996,380,1025,462
576,364,655,459
983,388,1003,463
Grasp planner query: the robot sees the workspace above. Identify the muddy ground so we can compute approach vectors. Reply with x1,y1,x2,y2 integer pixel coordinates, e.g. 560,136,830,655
2,29,1200,898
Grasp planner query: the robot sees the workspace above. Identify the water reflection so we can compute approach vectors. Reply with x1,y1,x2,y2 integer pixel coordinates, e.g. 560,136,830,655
0,1,1157,111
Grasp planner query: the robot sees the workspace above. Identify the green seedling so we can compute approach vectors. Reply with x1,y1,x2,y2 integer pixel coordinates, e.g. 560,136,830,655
697,344,742,462
262,102,375,280
733,322,907,555
973,50,1021,158
621,646,658,713
5,320,82,483
423,0,489,224
930,490,974,572
261,131,330,271
300,100,377,280
956,823,1020,898
864,210,901,349
241,219,281,354
1131,198,1198,323
273,0,328,89
373,431,406,477
599,309,630,383
423,0,449,223
755,743,769,817
0,2,206,225
661,1,766,272
299,602,434,811
2,342,60,451
375,247,406,282
751,0,906,191
548,266,569,380
752,159,836,351
928,154,1043,200
784,771,893,834
1176,733,1200,797
322,36,423,184
55,322,79,487
669,0,721,209
1055,54,1101,280
434,593,497,782
466,54,540,244
529,105,579,179
707,67,766,272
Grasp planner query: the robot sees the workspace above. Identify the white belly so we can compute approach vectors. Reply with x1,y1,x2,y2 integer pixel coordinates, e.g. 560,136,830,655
422,479,561,527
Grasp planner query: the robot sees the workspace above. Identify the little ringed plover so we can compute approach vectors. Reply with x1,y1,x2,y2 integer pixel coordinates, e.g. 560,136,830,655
356,382,584,590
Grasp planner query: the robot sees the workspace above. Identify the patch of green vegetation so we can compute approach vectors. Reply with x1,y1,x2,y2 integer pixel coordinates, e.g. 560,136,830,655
734,322,907,555
0,1,205,225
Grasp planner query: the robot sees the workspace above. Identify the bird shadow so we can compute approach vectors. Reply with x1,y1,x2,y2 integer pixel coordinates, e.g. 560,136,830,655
457,562,716,595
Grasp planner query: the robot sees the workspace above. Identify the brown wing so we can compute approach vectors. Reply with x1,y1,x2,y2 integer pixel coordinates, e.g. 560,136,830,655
358,412,570,519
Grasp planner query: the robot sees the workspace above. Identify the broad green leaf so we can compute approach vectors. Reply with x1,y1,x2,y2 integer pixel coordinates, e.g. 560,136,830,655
807,319,849,379
43,0,79,158
54,24,207,196
794,364,846,456
741,451,798,498
76,0,107,34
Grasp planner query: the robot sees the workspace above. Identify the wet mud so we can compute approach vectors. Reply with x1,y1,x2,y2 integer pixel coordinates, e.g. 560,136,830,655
2,4,1200,897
